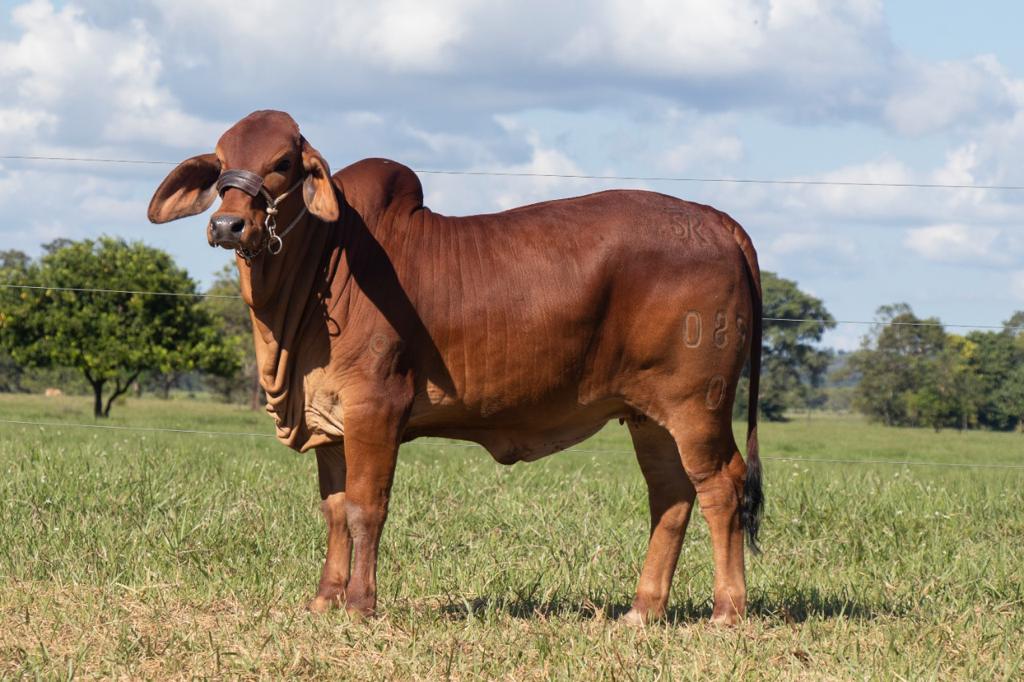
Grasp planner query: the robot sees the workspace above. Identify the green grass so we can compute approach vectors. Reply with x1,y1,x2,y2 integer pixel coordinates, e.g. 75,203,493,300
1,394,1022,679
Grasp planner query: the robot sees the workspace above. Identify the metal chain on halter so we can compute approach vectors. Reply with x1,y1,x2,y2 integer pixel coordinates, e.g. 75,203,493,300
264,197,283,256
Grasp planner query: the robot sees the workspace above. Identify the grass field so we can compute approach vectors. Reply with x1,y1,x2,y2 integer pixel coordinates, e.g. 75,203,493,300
1,394,1022,679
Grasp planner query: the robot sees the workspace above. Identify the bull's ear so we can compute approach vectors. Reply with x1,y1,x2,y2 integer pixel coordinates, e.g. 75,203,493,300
147,153,221,224
301,137,339,222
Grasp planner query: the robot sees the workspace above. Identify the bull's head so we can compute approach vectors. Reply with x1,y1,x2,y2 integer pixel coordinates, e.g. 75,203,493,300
148,110,339,257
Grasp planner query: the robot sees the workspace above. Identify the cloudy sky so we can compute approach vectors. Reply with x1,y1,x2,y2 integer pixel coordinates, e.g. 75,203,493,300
2,0,1024,349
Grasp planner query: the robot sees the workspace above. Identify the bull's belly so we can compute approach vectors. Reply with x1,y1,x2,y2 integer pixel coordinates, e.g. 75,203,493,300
405,396,631,464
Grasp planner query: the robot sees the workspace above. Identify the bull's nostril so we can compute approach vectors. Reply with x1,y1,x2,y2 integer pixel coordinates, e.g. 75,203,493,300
211,215,245,242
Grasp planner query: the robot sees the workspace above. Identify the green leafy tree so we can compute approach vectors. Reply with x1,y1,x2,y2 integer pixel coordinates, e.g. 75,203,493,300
0,238,239,417
907,334,982,431
201,264,259,406
735,271,836,421
847,306,1024,432
963,312,1024,431
0,250,30,275
0,250,31,392
847,304,947,426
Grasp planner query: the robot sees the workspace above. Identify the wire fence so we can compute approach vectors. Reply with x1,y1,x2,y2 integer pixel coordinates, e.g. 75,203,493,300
0,283,239,300
2,283,1021,333
4,153,1024,191
2,417,1022,471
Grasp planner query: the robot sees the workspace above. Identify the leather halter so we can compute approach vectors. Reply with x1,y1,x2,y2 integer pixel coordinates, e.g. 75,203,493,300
216,168,307,261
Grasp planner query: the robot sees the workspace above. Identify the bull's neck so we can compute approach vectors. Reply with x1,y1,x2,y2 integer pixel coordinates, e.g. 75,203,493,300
237,195,337,313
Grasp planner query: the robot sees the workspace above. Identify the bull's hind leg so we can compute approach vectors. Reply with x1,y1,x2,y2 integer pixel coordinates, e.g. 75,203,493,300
674,421,748,625
308,445,351,613
622,418,697,625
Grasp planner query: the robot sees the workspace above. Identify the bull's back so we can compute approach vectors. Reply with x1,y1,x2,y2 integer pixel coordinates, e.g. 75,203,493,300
398,190,753,420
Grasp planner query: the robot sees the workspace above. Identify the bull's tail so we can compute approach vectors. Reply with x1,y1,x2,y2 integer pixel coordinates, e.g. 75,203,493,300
734,224,763,554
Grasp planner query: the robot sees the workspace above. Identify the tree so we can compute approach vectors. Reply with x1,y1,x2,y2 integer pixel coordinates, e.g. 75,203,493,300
847,304,947,427
0,250,31,392
964,312,1024,431
0,238,239,417
0,250,30,274
735,271,836,421
847,306,1024,432
201,264,260,407
907,334,982,431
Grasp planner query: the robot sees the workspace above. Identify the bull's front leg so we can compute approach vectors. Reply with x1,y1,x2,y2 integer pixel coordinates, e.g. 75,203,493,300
342,434,399,617
338,390,408,617
307,444,350,613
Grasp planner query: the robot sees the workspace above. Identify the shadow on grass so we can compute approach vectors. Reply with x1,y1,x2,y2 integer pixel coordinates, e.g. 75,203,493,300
440,586,900,624
748,586,902,623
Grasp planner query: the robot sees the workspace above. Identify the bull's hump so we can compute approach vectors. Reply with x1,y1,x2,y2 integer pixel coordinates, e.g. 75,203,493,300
335,158,425,216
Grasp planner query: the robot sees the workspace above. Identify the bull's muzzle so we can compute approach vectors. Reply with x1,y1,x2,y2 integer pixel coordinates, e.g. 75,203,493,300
209,214,245,247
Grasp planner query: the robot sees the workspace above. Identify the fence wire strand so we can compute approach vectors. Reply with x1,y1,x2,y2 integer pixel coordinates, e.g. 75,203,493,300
1,417,1022,471
0,283,237,300
2,284,1020,332
5,154,1024,191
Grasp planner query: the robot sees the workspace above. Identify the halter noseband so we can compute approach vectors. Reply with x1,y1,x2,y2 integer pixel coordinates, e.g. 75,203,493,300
215,168,308,261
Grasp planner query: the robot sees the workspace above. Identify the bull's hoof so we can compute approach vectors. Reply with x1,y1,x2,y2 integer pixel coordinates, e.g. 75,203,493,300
621,606,664,626
709,609,741,626
306,591,345,614
344,606,375,621
344,594,377,619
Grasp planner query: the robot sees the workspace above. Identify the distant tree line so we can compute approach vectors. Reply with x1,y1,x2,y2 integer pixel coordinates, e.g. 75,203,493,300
724,274,1023,432
2,239,1022,430
842,304,1024,432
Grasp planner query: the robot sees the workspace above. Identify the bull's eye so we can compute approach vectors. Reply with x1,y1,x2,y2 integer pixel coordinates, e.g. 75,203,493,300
274,158,292,173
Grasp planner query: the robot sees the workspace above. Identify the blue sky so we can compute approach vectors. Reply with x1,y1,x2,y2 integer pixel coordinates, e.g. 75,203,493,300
2,1,1023,350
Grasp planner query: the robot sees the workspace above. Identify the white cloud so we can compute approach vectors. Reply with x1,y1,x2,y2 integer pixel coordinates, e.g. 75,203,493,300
0,1,223,150
357,0,474,71
659,118,744,173
749,149,1020,231
489,144,587,211
422,119,607,214
109,0,1014,136
759,230,861,279
0,107,56,142
884,56,1018,136
777,159,917,223
903,224,1019,267
156,0,478,74
555,0,768,76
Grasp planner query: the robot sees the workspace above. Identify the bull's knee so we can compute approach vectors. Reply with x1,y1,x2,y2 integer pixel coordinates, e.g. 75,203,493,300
696,480,740,517
344,499,386,539
690,461,744,512
322,493,346,523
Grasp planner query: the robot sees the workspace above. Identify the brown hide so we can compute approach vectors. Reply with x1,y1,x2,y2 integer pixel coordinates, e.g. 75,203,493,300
150,110,763,625
259,159,759,459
